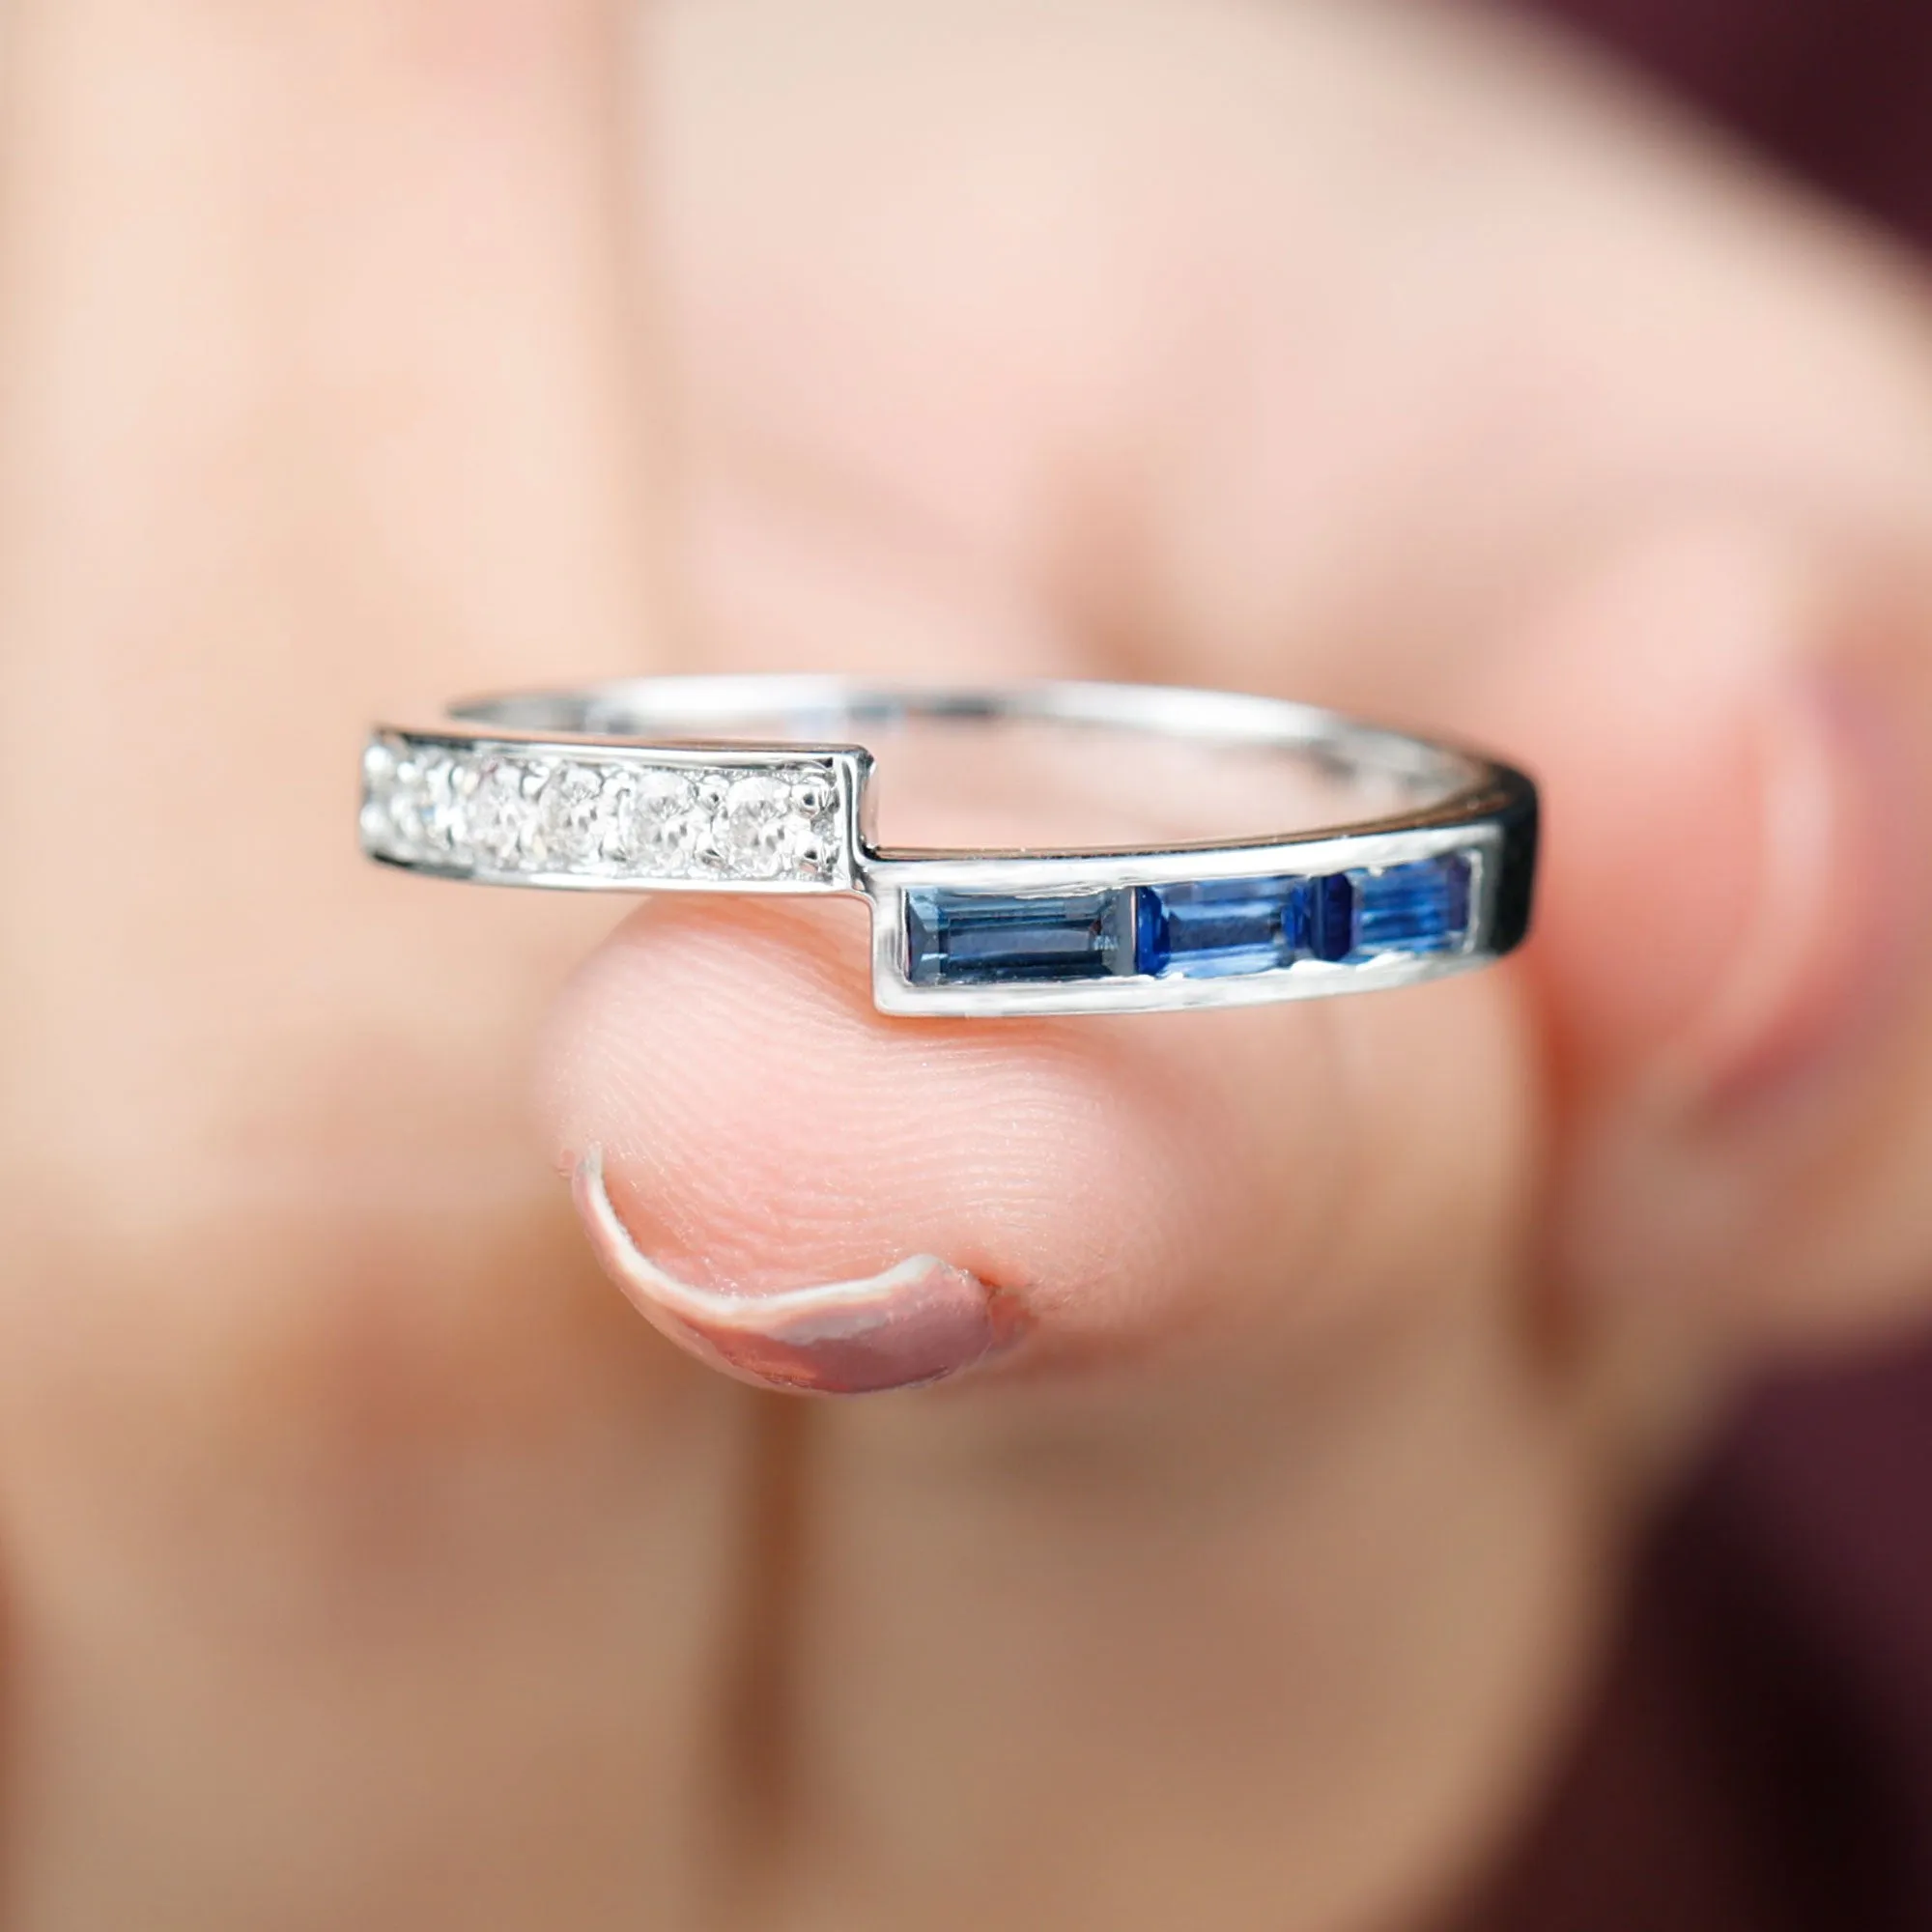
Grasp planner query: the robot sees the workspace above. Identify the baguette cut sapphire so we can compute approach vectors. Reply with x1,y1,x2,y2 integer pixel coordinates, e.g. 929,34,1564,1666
1133,876,1301,979
1350,855,1473,956
905,852,1476,991
904,888,1136,986
1298,871,1359,963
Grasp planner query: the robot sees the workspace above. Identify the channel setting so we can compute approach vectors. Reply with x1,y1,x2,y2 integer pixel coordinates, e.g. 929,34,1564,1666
900,856,1473,992
362,676,1536,1018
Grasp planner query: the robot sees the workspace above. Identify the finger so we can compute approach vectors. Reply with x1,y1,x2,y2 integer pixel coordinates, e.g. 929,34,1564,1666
548,895,1533,1386
545,4,1932,1924
0,4,738,1921
540,870,1586,1929
655,0,1932,1350
1520,536,1932,1342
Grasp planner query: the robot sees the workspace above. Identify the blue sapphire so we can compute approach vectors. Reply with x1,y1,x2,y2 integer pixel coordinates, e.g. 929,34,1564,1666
1350,855,1473,956
904,888,1137,986
1135,876,1303,979
1293,871,1358,963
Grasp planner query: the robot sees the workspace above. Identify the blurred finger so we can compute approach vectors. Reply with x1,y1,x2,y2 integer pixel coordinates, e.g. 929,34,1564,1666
0,3,739,1921
540,7,1932,1920
548,897,1534,1389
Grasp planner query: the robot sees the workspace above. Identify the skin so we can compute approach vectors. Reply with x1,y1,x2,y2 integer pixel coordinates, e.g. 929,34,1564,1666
2,0,1932,1926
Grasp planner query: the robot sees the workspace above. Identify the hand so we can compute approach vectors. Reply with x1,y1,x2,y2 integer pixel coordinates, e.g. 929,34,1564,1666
4,2,1931,1926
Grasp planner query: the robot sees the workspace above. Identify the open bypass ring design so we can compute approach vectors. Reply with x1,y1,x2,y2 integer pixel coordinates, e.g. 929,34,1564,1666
361,675,1538,1018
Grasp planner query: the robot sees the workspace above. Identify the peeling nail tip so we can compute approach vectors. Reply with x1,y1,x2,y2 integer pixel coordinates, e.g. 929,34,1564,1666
571,1148,1026,1396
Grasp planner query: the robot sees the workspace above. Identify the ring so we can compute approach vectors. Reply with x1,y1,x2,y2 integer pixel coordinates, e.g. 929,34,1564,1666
360,676,1537,1017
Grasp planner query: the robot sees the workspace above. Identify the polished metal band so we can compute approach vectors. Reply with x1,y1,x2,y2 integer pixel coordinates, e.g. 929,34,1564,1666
361,675,1537,1016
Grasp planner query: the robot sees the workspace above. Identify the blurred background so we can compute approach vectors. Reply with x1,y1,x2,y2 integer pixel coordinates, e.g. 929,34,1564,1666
3,1,1929,1925
1482,6,1932,1927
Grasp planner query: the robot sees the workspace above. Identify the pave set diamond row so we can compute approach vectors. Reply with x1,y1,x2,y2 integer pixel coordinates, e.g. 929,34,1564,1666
361,734,848,888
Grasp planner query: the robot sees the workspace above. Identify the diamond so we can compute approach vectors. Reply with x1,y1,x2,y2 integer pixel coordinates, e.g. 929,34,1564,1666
382,745,459,859
363,737,399,791
360,741,847,883
361,739,400,842
534,762,612,868
361,736,457,860
362,748,847,884
462,757,534,868
716,774,797,880
588,761,848,885
612,767,700,874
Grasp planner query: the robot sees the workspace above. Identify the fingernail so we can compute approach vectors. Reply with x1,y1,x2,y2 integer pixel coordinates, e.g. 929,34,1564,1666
571,1149,1028,1395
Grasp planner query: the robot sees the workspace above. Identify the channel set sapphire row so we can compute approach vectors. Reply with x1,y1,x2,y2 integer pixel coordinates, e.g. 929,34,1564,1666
904,855,1472,987
363,676,1536,1017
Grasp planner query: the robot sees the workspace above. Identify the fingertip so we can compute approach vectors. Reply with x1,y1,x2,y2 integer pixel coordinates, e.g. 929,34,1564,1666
535,895,1377,1392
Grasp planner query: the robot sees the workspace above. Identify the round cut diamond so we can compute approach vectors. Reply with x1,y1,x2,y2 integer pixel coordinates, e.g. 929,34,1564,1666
463,757,533,868
535,762,611,868
363,737,399,791
361,738,401,851
614,767,701,875
384,747,459,858
716,774,796,879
